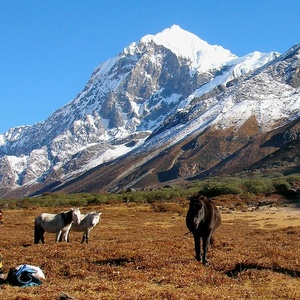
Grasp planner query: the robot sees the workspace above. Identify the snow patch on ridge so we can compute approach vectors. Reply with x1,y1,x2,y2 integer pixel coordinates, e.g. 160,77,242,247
178,51,280,109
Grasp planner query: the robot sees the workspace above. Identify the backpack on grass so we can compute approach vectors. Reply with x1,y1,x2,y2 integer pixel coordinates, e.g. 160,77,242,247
6,265,42,287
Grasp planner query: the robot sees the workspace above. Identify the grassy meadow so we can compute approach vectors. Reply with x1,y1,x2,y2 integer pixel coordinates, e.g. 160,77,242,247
0,174,300,299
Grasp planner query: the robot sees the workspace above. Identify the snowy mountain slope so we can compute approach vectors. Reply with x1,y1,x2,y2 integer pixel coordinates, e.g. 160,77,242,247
178,50,279,109
0,25,288,197
150,44,300,147
52,44,300,194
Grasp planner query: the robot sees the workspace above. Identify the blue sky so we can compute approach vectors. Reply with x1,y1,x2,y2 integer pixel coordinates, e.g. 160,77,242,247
1,0,299,133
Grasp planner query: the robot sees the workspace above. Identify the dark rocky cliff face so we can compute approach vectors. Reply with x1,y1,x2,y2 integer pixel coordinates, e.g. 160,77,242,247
97,45,212,132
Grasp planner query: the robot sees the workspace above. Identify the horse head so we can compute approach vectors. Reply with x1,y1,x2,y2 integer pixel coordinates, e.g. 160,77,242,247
71,208,81,225
187,195,206,230
91,212,102,227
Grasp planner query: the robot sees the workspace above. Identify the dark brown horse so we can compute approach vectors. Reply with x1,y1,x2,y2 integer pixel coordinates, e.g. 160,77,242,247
186,194,221,265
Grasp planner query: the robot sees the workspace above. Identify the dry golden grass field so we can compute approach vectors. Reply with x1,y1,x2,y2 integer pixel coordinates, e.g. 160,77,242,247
1,201,300,299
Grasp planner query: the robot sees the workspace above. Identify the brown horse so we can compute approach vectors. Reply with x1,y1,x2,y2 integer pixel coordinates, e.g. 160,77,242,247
186,194,221,265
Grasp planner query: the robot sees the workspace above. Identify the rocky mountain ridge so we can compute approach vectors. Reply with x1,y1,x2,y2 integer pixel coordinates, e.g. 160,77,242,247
0,25,299,198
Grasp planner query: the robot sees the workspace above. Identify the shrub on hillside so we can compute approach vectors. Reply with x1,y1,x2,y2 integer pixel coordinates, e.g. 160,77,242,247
199,181,243,197
271,178,291,193
243,178,273,194
286,173,300,184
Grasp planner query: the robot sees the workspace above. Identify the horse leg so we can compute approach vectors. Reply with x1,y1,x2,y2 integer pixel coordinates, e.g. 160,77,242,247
81,233,85,244
193,233,201,262
202,231,212,265
60,230,69,242
34,224,40,244
81,230,88,244
61,224,72,242
58,232,63,242
35,226,45,244
85,229,91,244
56,230,62,242
40,228,45,244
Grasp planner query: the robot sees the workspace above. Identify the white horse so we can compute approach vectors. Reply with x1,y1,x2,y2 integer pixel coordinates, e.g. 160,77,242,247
61,212,102,244
34,208,81,244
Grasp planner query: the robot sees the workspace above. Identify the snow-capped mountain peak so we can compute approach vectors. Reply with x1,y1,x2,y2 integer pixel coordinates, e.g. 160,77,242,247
1,26,297,198
126,25,237,72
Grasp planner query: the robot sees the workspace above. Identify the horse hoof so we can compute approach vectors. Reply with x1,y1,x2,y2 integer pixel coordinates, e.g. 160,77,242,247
195,255,201,261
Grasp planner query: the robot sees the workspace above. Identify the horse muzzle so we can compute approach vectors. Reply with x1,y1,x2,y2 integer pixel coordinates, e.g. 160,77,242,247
192,217,201,230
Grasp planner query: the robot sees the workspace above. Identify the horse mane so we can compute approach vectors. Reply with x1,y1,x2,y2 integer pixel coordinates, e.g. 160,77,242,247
61,210,74,226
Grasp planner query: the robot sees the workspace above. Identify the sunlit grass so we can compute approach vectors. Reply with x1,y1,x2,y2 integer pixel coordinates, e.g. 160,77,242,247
1,200,300,299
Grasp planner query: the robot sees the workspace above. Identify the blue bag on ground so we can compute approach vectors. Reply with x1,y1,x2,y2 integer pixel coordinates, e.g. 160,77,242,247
6,265,42,287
